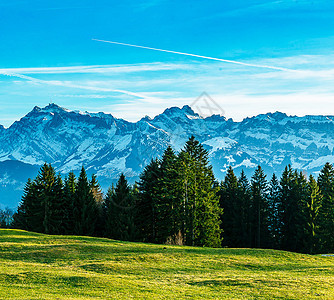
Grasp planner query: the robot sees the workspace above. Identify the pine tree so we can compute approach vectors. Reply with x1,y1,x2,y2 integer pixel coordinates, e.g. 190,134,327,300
279,166,308,252
105,174,135,241
238,170,252,248
135,159,161,242
267,173,281,249
304,175,322,254
155,146,180,244
12,178,34,230
48,174,64,234
63,172,76,234
179,136,221,247
90,174,104,236
219,166,242,247
73,166,97,236
317,162,334,253
250,166,269,248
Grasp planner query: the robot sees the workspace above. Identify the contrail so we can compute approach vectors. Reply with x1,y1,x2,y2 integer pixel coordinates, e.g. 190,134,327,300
92,38,299,72
0,71,154,100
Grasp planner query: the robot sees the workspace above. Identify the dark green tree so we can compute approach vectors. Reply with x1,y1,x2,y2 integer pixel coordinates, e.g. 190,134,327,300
105,173,135,241
267,173,281,249
155,146,181,244
219,166,242,247
317,162,334,253
135,159,161,242
73,166,97,236
279,166,308,252
179,136,221,247
250,166,269,248
238,170,252,248
304,175,322,254
63,172,76,234
90,174,104,236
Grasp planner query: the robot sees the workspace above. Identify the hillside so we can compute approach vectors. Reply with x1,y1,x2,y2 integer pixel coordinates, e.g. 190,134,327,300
0,229,333,299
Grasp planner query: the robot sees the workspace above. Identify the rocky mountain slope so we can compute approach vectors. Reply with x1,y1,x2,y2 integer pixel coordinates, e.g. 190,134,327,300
1,103,334,207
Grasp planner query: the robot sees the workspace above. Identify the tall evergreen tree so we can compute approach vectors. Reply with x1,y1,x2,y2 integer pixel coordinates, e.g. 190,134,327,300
238,170,252,248
267,173,281,249
250,166,269,248
73,166,97,236
317,162,334,253
179,136,221,247
135,159,161,242
304,175,322,254
90,174,104,236
279,166,308,252
105,174,135,241
12,178,34,230
219,166,242,247
63,172,76,234
155,146,181,244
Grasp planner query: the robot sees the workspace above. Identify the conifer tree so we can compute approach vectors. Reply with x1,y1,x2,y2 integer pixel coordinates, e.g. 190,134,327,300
279,166,308,252
90,174,104,236
250,166,269,248
268,173,281,249
31,163,65,234
63,172,76,234
105,174,135,241
238,170,252,247
73,166,97,236
155,146,182,244
179,136,221,247
304,175,322,254
135,159,161,242
12,178,34,230
317,162,334,253
219,166,241,247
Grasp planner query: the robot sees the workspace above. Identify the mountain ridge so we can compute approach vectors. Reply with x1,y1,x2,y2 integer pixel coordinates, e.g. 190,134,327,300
1,104,334,207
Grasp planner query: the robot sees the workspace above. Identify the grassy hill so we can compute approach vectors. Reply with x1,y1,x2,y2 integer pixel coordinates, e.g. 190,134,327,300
0,229,333,299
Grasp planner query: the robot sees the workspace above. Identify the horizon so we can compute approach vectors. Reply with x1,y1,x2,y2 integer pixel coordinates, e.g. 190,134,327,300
2,102,334,129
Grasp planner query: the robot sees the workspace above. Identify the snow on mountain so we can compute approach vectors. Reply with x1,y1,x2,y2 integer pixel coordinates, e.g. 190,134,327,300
1,103,334,207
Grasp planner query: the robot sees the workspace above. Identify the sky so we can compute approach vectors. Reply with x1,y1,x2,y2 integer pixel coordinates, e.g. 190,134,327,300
1,0,334,127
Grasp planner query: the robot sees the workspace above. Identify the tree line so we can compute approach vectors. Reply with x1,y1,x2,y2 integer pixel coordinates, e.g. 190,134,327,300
12,136,334,254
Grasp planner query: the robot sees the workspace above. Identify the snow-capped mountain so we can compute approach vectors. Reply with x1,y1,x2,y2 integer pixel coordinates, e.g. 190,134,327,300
1,103,334,207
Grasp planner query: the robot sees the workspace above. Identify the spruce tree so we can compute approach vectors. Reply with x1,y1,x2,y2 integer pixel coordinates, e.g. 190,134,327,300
105,174,135,241
267,173,281,249
317,162,334,253
179,136,221,247
90,174,104,236
63,172,76,234
219,166,242,247
12,178,34,230
135,159,161,242
155,146,181,244
73,166,97,236
279,166,308,252
304,175,322,254
250,166,269,248
238,170,252,248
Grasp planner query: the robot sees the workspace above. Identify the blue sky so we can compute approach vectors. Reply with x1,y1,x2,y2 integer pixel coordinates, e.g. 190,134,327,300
1,0,334,127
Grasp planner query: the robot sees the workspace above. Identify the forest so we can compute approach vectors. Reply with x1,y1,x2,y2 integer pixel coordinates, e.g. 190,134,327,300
11,136,334,254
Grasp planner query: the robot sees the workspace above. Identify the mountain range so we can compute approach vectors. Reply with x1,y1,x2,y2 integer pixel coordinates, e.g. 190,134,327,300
1,103,334,208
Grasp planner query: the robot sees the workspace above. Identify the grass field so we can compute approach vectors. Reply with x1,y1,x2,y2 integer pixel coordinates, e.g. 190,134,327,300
0,229,333,299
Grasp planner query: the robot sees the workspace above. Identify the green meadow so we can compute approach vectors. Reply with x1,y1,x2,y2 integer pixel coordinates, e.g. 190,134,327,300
0,229,333,299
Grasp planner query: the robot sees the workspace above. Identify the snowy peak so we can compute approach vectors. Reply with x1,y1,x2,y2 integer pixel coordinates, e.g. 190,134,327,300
158,105,201,119
2,104,334,207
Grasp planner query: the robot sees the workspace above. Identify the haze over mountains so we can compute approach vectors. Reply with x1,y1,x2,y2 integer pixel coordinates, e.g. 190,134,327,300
1,103,334,208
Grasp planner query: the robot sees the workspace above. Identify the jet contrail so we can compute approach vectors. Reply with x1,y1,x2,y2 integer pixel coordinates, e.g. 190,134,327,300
92,38,299,72
1,71,154,100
